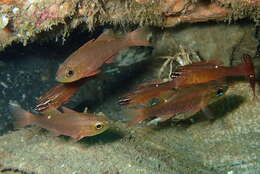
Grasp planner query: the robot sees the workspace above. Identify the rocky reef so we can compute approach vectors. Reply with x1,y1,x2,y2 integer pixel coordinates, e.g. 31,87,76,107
0,0,259,49
0,22,259,173
0,0,259,174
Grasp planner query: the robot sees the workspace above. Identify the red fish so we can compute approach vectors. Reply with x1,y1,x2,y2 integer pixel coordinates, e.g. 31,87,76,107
10,104,110,141
35,79,86,112
119,54,256,106
118,80,173,106
127,80,228,126
171,54,256,96
56,28,151,83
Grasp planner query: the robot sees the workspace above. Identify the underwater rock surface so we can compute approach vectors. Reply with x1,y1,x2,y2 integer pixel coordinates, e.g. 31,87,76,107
171,23,258,65
153,23,258,66
0,20,259,173
0,83,259,174
0,0,259,49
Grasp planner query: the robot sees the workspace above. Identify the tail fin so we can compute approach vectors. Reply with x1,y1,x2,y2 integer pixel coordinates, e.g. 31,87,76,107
126,27,151,47
242,54,256,98
126,107,148,127
9,104,37,128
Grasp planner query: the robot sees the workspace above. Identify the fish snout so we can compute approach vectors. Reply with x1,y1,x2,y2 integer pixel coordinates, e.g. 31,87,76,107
55,71,70,83
55,66,64,82
55,75,64,83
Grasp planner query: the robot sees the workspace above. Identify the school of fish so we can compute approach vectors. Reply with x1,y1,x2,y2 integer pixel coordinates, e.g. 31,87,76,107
119,54,256,126
9,27,257,141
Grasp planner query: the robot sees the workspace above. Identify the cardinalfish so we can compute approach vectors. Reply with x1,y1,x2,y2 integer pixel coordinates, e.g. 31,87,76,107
127,81,228,126
56,28,151,83
10,104,110,141
35,78,86,112
118,80,173,106
170,54,256,97
119,54,256,107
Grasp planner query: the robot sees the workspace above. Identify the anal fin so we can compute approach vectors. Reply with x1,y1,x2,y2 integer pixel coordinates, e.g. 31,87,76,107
157,114,174,122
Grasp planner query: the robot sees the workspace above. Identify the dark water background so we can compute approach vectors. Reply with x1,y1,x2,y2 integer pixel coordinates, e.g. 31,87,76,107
0,28,103,135
0,27,153,135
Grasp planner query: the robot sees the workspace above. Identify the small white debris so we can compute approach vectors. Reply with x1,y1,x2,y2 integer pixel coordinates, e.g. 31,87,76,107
28,0,36,4
96,112,105,116
227,171,234,174
0,82,8,88
0,14,9,30
83,107,88,113
22,94,26,100
26,31,30,36
12,7,19,14
9,100,20,107
20,137,25,142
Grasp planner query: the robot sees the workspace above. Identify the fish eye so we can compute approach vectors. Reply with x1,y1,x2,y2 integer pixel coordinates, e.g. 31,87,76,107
95,122,104,130
66,69,74,77
216,88,224,96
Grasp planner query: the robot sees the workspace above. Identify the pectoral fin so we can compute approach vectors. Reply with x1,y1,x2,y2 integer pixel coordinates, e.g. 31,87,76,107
157,114,174,122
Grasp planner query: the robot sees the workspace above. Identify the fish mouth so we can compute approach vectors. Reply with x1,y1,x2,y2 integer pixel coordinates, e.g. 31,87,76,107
55,76,69,83
55,74,76,83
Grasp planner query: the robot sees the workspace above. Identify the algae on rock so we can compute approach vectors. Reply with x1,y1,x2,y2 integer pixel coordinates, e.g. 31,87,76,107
0,0,259,49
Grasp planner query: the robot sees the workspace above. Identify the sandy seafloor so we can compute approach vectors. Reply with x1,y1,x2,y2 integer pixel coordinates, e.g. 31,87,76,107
0,28,259,174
